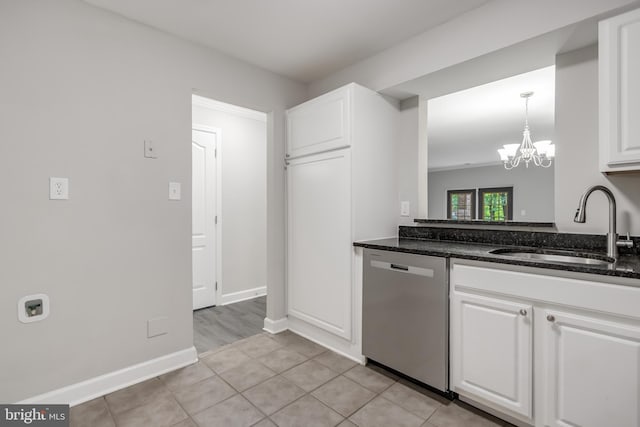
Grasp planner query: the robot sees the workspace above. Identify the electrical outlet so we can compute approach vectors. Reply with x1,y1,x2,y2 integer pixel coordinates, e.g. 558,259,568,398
49,177,69,200
400,201,411,216
18,294,50,323
169,182,181,200
144,140,157,159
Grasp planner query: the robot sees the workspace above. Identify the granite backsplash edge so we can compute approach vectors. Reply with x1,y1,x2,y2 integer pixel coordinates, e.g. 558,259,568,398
398,225,640,256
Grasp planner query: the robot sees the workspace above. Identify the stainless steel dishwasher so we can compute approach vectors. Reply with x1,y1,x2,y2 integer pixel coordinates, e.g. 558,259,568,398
362,248,448,392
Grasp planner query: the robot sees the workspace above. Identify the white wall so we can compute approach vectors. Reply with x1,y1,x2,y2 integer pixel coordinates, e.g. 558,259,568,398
397,99,420,225
308,0,638,97
0,0,306,403
192,102,267,303
554,45,640,234
428,164,555,221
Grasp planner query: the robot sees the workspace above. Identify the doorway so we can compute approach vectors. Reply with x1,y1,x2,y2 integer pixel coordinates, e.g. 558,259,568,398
192,125,219,309
192,94,268,354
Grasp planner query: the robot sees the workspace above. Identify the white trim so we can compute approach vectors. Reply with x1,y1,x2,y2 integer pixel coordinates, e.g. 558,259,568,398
219,286,267,306
18,347,198,407
263,317,289,334
429,160,505,173
192,95,267,122
287,318,365,364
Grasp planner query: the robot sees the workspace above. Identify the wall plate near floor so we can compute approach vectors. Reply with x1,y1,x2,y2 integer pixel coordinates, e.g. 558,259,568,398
18,294,50,323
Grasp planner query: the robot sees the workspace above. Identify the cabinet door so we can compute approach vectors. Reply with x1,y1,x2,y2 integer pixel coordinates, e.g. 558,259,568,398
451,291,532,419
286,86,351,158
286,149,352,339
542,309,640,427
599,8,640,171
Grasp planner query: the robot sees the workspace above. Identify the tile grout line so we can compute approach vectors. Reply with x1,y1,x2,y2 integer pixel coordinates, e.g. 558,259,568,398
164,373,202,427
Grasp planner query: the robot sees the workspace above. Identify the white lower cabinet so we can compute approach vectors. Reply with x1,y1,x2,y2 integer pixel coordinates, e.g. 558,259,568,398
451,260,640,427
451,291,532,420
542,309,640,427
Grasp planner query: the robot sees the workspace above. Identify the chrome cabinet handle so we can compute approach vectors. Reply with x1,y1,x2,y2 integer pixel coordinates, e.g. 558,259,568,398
547,314,555,322
519,309,527,316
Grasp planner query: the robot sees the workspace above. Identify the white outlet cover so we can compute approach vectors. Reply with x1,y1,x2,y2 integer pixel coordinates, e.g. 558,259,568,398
49,177,69,200
18,294,50,323
144,140,157,159
400,201,411,216
169,182,181,200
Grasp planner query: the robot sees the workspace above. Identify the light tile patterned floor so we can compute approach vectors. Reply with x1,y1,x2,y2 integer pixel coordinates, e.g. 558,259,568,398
70,331,513,427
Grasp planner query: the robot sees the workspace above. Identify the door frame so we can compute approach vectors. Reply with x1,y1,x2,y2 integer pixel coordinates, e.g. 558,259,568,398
192,123,223,307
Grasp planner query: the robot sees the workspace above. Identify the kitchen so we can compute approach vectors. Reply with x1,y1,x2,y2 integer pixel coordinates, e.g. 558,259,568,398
2,1,640,426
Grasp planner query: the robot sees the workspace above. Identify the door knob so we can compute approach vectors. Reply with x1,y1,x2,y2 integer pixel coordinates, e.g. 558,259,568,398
519,309,527,316
547,314,555,322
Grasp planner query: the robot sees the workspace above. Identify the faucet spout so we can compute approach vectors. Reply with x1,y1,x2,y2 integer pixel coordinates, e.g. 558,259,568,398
573,185,618,258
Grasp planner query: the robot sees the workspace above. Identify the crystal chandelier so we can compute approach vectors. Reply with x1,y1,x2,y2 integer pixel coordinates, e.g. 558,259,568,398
497,92,555,169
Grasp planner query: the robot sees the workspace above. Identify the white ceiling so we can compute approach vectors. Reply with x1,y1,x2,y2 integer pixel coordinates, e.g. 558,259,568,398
82,0,490,83
428,66,556,170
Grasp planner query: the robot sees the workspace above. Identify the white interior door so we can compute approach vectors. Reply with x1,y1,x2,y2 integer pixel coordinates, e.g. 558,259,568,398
192,127,217,310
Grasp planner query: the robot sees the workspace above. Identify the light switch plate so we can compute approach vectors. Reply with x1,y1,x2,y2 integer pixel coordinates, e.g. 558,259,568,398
169,182,181,200
144,140,157,159
400,201,410,216
50,177,69,200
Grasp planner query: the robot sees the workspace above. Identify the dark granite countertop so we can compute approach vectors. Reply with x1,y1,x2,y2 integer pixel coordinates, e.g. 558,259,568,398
353,237,640,280
413,219,555,228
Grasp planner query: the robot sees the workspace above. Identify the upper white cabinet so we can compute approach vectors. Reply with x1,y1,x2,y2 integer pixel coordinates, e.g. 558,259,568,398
286,83,398,358
599,8,640,172
286,86,351,158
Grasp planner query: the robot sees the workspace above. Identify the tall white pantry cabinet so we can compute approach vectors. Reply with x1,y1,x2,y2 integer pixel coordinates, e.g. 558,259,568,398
285,83,398,359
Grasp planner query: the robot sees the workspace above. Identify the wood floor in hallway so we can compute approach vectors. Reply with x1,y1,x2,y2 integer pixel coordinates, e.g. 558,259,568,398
193,296,266,354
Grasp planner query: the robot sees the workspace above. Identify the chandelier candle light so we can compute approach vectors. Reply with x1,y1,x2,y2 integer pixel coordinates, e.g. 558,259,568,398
498,92,555,169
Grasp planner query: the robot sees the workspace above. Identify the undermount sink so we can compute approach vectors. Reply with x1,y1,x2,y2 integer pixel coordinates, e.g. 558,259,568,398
489,248,615,266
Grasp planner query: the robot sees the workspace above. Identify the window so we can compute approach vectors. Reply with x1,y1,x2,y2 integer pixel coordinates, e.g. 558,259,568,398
447,189,476,220
479,187,513,221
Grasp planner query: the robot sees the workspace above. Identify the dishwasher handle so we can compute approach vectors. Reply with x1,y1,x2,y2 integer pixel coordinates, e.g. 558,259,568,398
370,260,434,277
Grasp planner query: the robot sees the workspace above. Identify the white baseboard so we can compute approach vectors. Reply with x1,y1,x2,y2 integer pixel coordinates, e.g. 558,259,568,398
219,286,266,306
288,316,365,364
18,346,198,407
263,317,289,334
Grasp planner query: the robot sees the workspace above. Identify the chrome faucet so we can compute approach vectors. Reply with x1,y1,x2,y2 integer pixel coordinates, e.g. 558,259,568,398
574,185,633,259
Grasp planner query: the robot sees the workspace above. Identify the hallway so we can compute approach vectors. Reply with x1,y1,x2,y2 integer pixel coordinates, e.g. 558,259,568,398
193,297,266,354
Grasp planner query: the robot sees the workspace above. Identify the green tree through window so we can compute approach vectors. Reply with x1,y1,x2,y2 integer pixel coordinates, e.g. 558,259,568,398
447,189,475,220
479,187,513,221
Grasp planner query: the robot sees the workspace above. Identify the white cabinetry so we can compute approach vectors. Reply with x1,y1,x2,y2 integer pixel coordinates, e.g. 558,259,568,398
451,291,532,419
286,86,351,158
542,309,640,427
599,8,640,172
451,260,640,427
287,150,352,338
285,83,398,359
